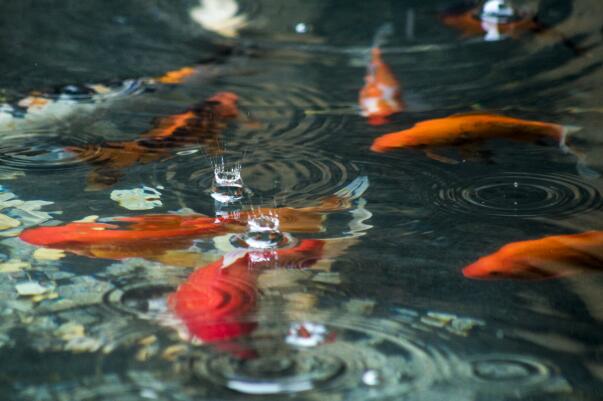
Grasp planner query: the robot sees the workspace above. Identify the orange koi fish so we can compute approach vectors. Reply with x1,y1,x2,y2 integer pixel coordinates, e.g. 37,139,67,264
463,231,603,280
69,91,239,189
441,0,537,41
359,24,404,125
370,113,597,176
168,239,325,357
18,214,230,267
154,67,198,85
371,113,572,152
19,177,368,265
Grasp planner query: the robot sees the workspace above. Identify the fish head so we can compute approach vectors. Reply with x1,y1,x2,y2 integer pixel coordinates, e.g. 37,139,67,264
208,91,239,117
463,252,557,280
370,131,415,152
463,253,519,279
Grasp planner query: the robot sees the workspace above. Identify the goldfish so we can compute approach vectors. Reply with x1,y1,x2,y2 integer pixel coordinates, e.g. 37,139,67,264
19,176,369,265
371,113,573,151
359,24,404,125
168,239,325,357
154,67,197,85
69,91,239,190
441,0,538,41
370,113,597,176
463,231,603,279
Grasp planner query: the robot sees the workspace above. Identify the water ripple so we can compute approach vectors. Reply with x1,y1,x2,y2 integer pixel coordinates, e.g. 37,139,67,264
151,147,361,207
434,172,602,218
220,81,350,148
0,130,106,171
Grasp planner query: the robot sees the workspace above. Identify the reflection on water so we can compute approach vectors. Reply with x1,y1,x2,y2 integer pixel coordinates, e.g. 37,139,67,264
0,0,602,400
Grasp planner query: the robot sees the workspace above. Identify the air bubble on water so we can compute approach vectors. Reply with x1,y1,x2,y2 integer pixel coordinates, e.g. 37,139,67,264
295,22,309,34
362,369,381,386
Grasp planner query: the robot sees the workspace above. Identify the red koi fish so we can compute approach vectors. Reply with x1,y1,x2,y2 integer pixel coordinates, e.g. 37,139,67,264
18,214,232,267
168,239,325,356
69,91,239,189
463,231,603,280
19,177,369,264
359,24,404,125
441,0,537,41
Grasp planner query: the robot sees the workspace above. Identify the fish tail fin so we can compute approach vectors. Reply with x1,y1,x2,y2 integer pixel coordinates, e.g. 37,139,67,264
372,23,394,49
560,125,600,179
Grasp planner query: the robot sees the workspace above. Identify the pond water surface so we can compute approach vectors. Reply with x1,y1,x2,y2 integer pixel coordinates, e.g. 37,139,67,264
0,1,602,400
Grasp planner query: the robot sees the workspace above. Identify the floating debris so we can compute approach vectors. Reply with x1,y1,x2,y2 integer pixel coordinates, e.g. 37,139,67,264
110,186,163,211
15,281,53,296
33,248,66,261
345,298,375,315
421,311,455,328
0,190,55,237
312,271,342,285
190,0,249,38
161,344,188,361
0,259,30,273
74,215,99,223
0,213,20,230
64,336,103,353
55,322,86,341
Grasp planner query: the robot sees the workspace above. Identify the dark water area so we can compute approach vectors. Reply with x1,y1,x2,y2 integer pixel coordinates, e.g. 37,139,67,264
0,0,602,400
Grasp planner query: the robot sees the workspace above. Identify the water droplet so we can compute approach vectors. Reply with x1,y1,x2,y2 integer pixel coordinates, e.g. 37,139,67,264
362,369,381,386
295,22,309,34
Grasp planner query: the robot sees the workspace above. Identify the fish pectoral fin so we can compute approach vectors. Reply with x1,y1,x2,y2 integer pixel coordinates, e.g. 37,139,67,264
424,149,460,164
459,145,493,163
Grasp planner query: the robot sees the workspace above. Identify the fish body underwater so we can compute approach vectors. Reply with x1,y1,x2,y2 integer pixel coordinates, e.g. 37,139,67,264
19,177,369,263
358,24,404,125
463,231,603,279
70,91,239,189
359,48,404,125
370,113,574,153
168,239,325,357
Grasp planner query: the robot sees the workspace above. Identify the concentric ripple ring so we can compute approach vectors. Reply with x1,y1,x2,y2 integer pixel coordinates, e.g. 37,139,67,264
435,172,602,218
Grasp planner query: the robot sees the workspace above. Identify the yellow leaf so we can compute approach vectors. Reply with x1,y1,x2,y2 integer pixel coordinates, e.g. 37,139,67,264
0,213,21,230
33,248,66,261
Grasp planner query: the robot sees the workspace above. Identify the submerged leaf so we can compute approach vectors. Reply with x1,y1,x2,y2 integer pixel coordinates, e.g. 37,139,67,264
110,186,163,211
0,260,30,273
0,213,20,230
33,248,66,261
